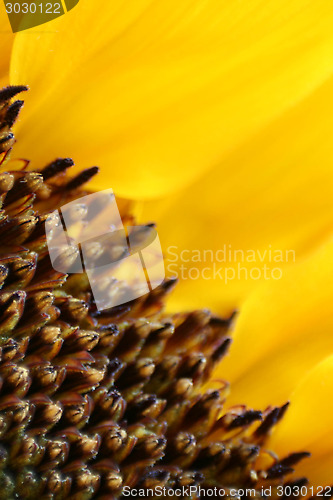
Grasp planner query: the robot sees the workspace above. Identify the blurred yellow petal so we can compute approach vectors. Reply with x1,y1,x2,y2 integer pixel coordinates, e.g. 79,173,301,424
269,355,333,485
212,235,333,409
10,0,333,198
0,6,15,86
142,74,333,313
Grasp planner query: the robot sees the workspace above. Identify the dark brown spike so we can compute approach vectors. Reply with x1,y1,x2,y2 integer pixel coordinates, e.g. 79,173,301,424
192,442,227,469
66,166,99,190
165,310,211,352
40,157,75,180
4,100,24,128
177,352,207,381
211,337,232,364
255,402,290,437
140,322,174,359
0,86,28,103
185,390,221,426
265,463,295,479
226,409,263,429
113,319,152,362
279,452,311,467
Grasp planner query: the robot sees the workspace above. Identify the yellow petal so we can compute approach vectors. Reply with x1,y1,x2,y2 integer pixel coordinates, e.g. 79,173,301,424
269,355,333,486
0,7,15,86
10,0,333,198
211,235,333,409
142,74,333,313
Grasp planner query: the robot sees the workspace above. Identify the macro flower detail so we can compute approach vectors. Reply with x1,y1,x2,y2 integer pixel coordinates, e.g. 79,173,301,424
0,87,316,498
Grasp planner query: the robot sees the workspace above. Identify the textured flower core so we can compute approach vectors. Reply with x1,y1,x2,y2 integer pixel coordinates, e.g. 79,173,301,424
0,87,310,499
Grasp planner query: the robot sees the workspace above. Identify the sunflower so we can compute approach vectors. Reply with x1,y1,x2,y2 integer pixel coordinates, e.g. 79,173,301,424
0,0,333,491
0,84,315,500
